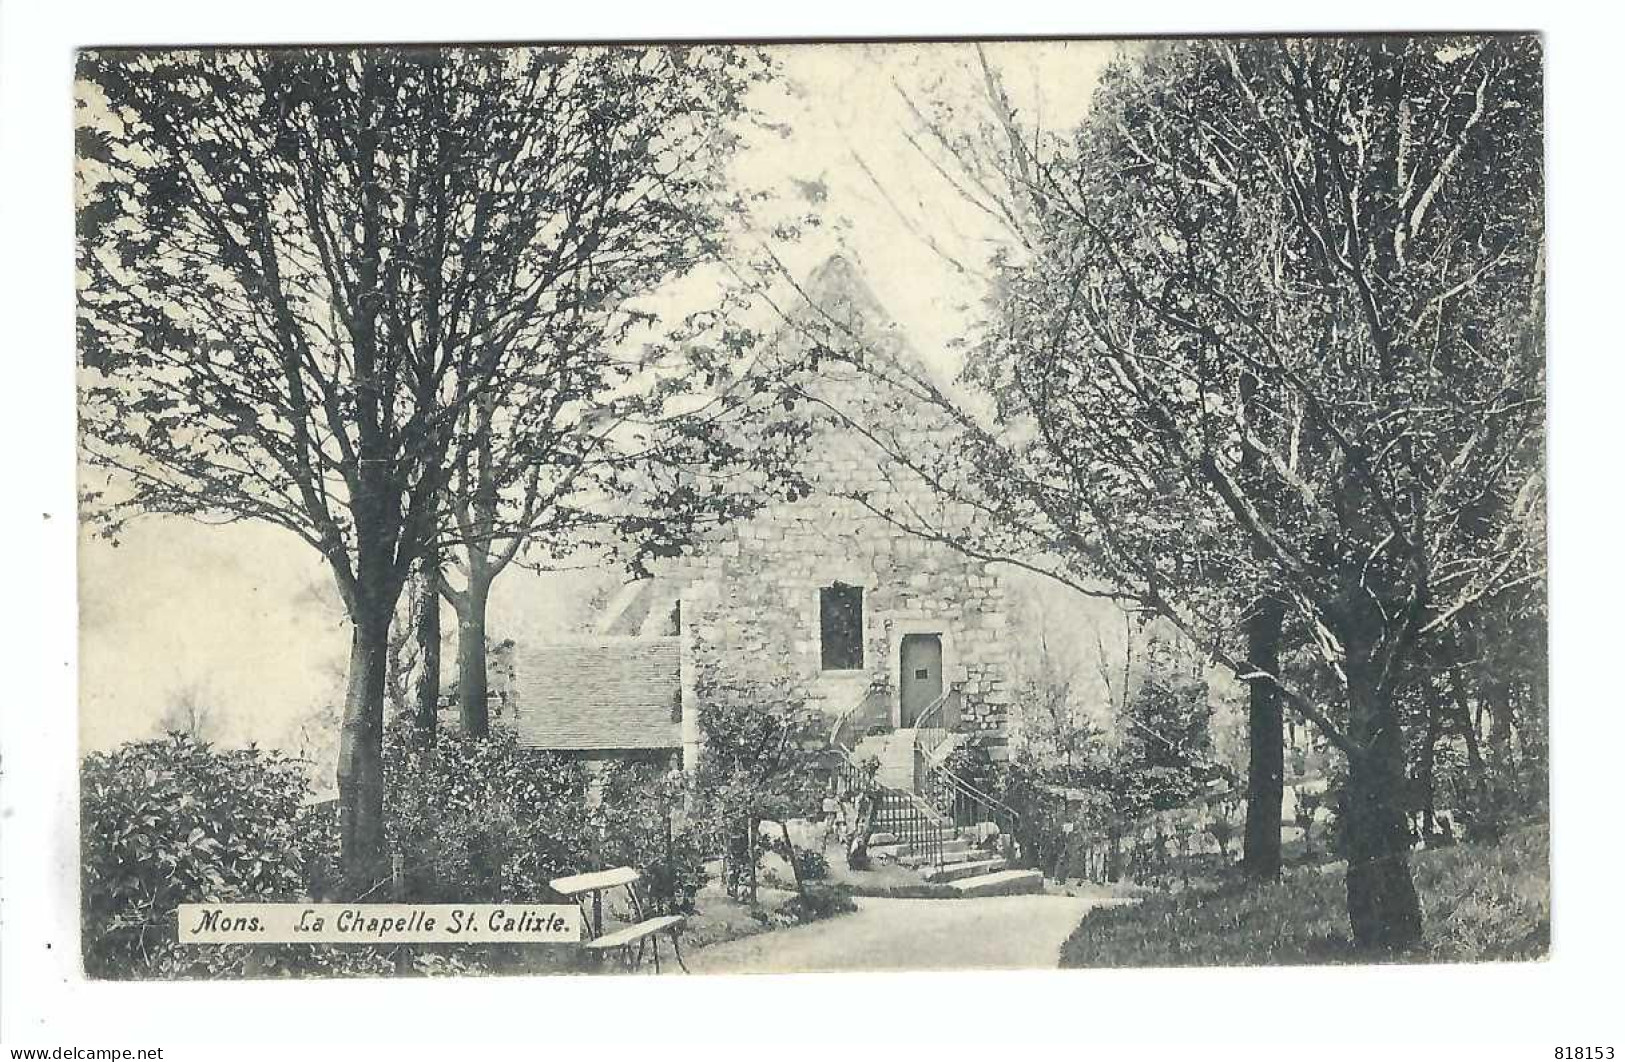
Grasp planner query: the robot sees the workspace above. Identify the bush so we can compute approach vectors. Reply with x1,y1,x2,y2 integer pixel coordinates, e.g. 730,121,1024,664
790,843,830,882
764,830,829,883
692,677,827,900
592,762,711,914
80,733,372,979
770,883,857,926
83,725,609,979
383,720,593,903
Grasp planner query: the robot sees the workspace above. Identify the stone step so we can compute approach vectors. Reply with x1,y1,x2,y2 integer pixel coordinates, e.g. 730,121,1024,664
871,837,968,850
883,837,971,858
922,857,1008,883
948,869,1044,897
869,831,966,850
898,846,985,868
873,812,951,829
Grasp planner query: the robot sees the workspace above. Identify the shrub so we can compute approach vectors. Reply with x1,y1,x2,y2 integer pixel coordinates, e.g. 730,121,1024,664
692,677,828,900
790,843,830,882
591,762,711,914
382,720,593,903
770,883,857,926
82,734,331,978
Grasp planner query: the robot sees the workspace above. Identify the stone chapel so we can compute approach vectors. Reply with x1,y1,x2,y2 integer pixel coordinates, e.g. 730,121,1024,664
503,254,1013,776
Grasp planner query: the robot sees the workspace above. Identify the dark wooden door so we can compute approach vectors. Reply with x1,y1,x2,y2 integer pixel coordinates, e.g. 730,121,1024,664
899,633,943,727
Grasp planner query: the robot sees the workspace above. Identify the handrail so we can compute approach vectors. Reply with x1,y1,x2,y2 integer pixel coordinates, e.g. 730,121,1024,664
829,684,890,752
912,685,961,734
913,741,1022,844
911,687,953,731
911,685,962,765
832,747,946,869
916,730,1021,824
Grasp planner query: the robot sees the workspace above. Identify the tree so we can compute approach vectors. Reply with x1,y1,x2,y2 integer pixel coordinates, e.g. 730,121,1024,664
693,677,828,902
1112,633,1216,815
77,45,771,885
157,681,221,743
840,44,1296,880
427,193,792,737
808,36,1544,950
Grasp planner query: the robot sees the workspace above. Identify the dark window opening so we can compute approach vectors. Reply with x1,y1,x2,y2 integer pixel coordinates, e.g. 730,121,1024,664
820,583,864,670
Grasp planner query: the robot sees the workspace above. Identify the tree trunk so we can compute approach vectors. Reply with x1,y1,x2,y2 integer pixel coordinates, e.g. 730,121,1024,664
1486,679,1518,808
779,820,805,895
1342,661,1423,951
1241,595,1287,881
337,605,391,892
1417,693,1443,841
1447,665,1495,838
454,579,491,737
412,554,441,745
746,817,759,905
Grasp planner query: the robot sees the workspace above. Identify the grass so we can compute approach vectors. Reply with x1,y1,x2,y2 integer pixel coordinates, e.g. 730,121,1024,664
1059,821,1549,968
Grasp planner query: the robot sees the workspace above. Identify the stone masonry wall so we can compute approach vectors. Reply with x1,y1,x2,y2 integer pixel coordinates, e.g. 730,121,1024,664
658,256,1012,751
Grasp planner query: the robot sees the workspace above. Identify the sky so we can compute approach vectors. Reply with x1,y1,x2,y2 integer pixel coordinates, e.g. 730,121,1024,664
76,40,1121,762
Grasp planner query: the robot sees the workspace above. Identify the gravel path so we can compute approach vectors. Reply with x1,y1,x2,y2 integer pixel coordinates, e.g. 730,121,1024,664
684,894,1098,975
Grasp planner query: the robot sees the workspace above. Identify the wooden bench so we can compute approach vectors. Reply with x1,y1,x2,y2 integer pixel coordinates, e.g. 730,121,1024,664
549,866,688,974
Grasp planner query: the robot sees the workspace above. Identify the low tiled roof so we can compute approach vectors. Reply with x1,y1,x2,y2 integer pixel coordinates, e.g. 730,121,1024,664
507,637,681,751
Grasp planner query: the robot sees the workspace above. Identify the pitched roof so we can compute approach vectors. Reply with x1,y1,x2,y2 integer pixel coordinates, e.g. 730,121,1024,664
506,637,682,751
778,251,954,394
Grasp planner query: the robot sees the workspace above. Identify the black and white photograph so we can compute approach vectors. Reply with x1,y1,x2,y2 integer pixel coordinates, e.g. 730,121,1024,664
63,32,1552,984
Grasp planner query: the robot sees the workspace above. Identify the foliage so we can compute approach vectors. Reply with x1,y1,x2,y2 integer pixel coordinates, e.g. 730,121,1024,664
591,762,711,915
80,733,380,979
982,756,1069,872
769,835,830,882
768,883,858,926
381,720,593,903
693,676,829,899
1112,634,1219,815
1059,821,1549,966
76,43,789,874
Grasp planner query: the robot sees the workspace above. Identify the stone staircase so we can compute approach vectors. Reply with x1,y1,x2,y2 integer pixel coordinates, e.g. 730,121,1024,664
850,730,1042,897
852,729,917,790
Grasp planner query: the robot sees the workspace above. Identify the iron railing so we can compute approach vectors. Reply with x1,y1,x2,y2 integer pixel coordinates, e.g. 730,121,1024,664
1059,784,1244,885
913,739,1022,843
828,685,891,753
833,751,946,868
911,685,962,760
